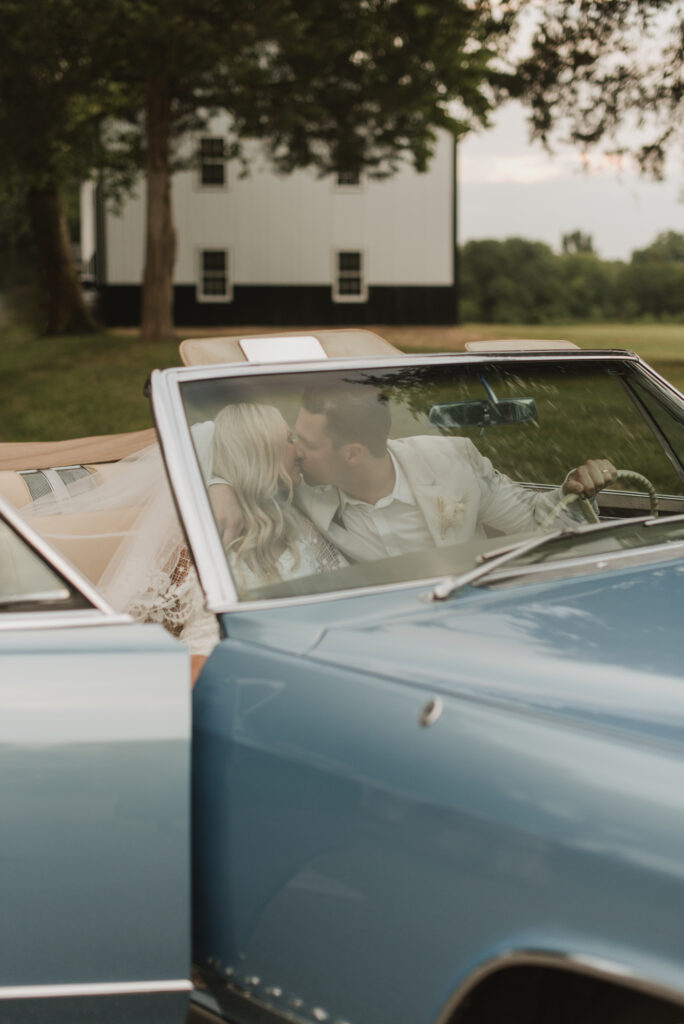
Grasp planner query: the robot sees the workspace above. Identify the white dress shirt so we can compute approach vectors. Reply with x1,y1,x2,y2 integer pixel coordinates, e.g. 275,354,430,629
335,452,434,557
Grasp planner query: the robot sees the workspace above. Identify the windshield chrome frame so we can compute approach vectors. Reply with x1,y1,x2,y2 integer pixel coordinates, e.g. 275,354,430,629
621,367,684,483
0,609,132,633
150,349,680,614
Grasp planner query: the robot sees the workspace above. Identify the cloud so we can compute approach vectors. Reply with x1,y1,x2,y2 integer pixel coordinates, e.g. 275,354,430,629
460,154,567,185
460,150,632,186
457,99,683,259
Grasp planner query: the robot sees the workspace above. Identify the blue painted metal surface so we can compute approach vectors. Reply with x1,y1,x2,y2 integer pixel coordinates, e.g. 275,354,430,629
192,558,684,1024
0,622,191,1024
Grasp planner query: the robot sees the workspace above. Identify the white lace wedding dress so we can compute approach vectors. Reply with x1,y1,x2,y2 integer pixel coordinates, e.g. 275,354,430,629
229,509,347,594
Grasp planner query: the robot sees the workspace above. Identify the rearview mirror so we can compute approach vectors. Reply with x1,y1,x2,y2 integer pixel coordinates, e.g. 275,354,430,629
429,398,538,430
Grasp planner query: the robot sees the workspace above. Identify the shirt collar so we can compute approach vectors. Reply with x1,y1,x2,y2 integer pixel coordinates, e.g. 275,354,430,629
337,450,416,511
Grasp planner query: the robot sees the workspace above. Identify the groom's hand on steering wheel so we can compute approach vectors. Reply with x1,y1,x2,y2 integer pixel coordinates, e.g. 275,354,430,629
209,483,244,547
563,459,617,498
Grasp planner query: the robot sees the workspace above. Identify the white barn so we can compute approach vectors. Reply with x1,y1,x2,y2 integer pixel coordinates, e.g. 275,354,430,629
81,118,458,326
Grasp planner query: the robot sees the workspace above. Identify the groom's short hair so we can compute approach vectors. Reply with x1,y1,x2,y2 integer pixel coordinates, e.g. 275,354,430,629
301,384,391,457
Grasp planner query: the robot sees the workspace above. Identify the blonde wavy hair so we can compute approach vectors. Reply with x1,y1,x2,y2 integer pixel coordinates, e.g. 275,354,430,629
212,403,300,581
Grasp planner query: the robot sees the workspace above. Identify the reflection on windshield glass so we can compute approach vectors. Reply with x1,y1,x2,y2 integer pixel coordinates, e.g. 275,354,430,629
501,515,684,569
180,362,684,601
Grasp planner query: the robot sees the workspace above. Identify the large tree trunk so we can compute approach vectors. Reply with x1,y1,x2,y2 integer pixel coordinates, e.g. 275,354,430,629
27,184,98,335
140,73,177,343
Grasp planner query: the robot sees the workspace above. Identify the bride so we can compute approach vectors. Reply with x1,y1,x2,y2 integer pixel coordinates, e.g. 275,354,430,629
20,402,346,681
20,443,218,683
210,402,347,593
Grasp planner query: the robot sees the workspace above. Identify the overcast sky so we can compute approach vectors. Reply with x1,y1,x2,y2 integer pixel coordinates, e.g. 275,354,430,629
458,101,684,261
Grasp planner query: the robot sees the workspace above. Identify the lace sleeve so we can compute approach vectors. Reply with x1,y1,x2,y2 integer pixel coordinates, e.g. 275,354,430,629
126,546,220,657
180,606,221,657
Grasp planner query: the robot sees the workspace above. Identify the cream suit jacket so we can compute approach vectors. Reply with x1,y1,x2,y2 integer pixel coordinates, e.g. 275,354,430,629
295,435,570,562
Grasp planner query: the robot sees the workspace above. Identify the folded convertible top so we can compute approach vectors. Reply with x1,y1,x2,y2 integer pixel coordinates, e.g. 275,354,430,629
0,427,157,471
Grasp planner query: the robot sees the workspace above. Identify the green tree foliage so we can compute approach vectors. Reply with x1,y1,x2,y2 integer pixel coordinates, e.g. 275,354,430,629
566,254,622,320
97,0,523,340
6,0,683,337
91,0,283,340
619,263,684,319
516,1,684,177
224,0,517,177
632,231,684,263
625,232,684,318
0,0,129,332
0,186,34,289
0,0,525,339
461,238,568,322
562,230,596,255
460,234,684,323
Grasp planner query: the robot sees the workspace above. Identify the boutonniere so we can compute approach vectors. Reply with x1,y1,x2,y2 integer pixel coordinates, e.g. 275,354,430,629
437,495,467,538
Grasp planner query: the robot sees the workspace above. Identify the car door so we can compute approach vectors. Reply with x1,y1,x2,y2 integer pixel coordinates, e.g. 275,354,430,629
0,499,192,1024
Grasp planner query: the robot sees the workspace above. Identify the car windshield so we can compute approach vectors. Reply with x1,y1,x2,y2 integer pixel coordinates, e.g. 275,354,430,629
178,358,684,602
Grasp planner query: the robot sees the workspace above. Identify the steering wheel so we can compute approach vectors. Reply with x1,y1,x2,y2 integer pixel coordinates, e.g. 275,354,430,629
540,469,659,530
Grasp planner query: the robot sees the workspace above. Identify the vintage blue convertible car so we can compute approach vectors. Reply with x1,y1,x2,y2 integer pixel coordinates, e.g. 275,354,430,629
3,331,684,1024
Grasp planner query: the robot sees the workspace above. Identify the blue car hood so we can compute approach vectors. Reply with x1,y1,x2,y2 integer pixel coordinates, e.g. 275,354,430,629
295,560,684,750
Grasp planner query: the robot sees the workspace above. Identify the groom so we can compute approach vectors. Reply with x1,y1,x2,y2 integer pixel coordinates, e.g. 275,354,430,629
209,384,617,562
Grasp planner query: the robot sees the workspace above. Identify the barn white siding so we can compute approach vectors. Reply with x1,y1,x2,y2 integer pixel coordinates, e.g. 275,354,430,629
106,184,146,284
87,116,457,325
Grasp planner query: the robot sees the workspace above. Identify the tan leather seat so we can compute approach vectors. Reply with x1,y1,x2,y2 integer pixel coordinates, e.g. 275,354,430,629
0,472,33,508
0,429,159,583
23,507,141,585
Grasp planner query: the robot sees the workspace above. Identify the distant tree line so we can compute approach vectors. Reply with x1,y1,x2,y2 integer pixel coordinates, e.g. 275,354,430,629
460,231,684,323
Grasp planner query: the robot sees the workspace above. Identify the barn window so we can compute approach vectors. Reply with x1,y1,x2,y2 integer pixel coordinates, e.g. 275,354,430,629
197,249,231,302
336,169,362,188
333,250,367,302
199,137,227,187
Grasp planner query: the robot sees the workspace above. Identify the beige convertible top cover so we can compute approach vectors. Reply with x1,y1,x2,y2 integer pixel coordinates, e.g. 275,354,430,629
0,427,157,471
179,328,400,366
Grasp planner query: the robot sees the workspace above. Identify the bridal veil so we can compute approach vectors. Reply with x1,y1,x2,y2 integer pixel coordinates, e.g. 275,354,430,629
21,442,219,656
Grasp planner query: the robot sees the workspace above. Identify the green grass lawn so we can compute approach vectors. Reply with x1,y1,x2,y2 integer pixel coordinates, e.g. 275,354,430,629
0,321,181,441
2,319,683,441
